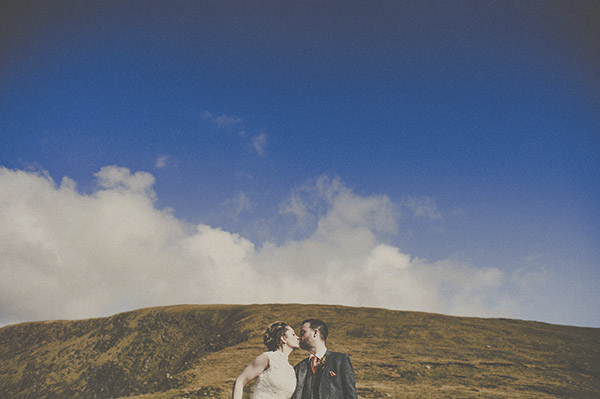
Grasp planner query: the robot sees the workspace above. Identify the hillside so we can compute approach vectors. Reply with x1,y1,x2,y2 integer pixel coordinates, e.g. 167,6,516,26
1,304,599,398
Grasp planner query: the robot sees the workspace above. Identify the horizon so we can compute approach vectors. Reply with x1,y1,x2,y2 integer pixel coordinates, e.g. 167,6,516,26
1,1,599,328
2,302,597,330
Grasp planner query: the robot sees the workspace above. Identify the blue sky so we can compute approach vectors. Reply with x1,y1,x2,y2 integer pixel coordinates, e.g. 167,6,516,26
1,1,599,327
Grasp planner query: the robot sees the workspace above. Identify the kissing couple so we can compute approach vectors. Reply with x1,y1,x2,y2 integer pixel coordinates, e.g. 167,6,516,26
232,319,357,399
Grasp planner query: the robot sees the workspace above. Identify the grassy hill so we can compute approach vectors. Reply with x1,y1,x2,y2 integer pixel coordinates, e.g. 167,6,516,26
1,304,599,398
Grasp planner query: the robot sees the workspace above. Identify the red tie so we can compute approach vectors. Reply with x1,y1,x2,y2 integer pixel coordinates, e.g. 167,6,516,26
311,356,319,374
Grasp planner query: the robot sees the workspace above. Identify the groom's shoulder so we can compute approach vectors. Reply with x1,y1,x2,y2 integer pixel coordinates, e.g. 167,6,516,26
294,357,309,369
327,350,349,356
326,351,351,362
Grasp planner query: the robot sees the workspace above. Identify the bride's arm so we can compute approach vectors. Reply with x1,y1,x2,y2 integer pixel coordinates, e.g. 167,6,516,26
232,352,270,399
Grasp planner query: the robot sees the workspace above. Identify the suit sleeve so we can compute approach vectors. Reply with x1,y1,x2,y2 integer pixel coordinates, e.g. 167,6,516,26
341,354,358,399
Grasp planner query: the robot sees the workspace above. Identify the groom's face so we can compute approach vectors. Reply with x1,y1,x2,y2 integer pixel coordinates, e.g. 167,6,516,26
299,322,316,351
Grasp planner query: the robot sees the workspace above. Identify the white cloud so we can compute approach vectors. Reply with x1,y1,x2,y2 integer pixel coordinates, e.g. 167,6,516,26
252,132,267,157
155,155,169,169
203,111,268,157
223,191,252,218
203,111,243,129
402,196,442,220
0,166,554,325
279,176,398,237
94,165,156,198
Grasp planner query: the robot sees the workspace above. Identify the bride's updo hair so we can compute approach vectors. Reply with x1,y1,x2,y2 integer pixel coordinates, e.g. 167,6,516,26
263,321,289,351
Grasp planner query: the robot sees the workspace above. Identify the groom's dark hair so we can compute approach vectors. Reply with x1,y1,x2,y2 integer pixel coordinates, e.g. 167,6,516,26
303,318,328,342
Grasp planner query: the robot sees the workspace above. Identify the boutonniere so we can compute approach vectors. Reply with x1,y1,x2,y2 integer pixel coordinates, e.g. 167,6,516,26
320,355,327,366
329,371,336,377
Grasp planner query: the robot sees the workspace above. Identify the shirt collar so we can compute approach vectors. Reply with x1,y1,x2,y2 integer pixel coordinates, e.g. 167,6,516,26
311,347,327,360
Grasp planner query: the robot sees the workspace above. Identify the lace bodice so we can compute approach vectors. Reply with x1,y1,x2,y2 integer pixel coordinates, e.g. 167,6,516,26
252,351,297,399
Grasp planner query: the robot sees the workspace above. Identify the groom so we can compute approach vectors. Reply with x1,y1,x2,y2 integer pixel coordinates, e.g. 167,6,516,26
292,318,357,399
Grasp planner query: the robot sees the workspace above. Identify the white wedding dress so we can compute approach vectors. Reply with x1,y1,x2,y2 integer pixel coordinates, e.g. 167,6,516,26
252,350,297,399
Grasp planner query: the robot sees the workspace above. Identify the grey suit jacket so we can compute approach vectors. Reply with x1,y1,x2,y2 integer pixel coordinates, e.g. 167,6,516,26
292,350,357,399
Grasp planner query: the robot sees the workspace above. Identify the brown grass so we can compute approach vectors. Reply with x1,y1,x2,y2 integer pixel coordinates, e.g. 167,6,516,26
1,304,599,398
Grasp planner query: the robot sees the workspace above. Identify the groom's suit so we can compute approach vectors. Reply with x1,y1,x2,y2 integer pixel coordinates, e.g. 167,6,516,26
292,350,357,399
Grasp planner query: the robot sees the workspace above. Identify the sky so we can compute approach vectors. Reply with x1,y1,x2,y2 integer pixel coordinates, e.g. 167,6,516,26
1,1,599,328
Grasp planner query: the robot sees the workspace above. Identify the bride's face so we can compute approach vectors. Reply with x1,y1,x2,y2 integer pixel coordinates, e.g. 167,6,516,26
282,326,300,349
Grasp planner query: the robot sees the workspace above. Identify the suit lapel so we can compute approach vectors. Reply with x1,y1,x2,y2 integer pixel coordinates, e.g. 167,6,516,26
317,350,332,394
300,357,310,379
293,358,309,399
300,357,311,394
321,350,331,374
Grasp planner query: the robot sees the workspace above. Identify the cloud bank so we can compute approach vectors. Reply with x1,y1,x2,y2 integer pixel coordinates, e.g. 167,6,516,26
1,166,539,325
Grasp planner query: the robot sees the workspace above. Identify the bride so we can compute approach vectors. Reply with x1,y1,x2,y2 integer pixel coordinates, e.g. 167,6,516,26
232,321,300,399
